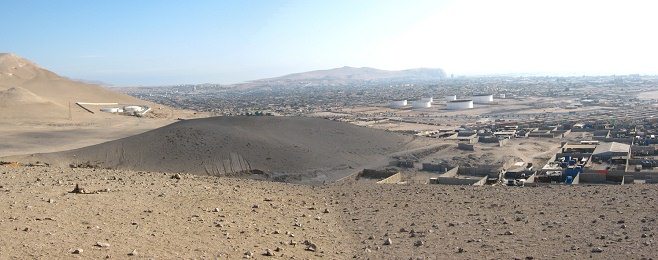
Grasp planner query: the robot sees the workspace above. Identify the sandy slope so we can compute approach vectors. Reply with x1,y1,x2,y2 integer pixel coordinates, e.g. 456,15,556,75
0,166,655,259
16,116,426,184
0,53,169,120
0,53,201,157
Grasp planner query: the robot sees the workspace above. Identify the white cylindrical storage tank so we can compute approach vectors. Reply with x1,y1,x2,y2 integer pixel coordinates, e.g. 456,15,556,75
100,107,120,113
412,100,432,109
123,105,144,113
472,94,494,104
445,95,457,101
499,94,506,99
447,99,474,110
420,97,433,103
389,100,407,108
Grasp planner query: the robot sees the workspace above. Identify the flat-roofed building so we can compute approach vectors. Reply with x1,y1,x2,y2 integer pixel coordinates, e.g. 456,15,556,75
592,142,630,161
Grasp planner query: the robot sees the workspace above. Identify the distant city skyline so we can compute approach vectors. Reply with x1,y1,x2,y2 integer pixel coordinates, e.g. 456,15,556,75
2,0,657,86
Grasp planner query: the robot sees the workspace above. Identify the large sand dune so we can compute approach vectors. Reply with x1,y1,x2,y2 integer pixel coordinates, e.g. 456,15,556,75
24,116,425,183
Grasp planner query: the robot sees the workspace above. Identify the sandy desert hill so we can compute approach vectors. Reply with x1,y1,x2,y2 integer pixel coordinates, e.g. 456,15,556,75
13,116,428,184
0,53,202,157
0,53,166,120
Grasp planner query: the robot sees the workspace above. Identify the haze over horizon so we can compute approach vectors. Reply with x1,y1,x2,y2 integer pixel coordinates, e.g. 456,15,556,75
2,0,657,86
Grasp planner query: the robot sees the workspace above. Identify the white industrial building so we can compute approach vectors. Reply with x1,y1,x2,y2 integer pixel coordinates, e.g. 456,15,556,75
472,94,494,104
99,105,150,116
447,99,474,110
412,100,432,109
389,100,407,108
445,95,457,101
123,105,145,113
100,107,123,113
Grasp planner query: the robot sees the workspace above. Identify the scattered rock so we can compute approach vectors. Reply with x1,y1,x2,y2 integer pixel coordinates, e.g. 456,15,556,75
591,247,604,253
384,238,392,245
95,242,111,248
72,248,83,254
171,173,181,180
305,243,317,252
128,249,138,256
414,240,424,247
70,184,86,194
263,248,274,256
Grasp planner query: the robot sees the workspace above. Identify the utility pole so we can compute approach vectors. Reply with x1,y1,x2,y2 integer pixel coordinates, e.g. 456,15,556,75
68,101,72,120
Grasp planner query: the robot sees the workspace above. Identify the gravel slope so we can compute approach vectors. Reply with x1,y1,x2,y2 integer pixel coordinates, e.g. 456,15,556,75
0,166,655,259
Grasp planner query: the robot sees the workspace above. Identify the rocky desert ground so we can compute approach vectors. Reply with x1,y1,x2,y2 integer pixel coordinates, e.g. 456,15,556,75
0,165,656,259
1,53,657,259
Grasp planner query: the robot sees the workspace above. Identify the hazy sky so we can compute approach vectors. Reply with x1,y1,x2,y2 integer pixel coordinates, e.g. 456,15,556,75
2,0,657,86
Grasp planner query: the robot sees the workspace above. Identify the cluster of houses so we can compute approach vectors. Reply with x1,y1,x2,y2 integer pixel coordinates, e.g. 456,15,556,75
361,115,658,186
377,140,658,186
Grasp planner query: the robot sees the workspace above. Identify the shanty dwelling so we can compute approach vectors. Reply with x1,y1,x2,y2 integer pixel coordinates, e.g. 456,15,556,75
591,142,631,161
592,130,611,138
429,166,488,186
575,142,632,184
449,131,478,144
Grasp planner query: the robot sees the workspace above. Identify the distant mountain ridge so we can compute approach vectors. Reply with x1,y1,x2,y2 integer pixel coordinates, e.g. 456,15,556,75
234,66,446,89
272,66,446,81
